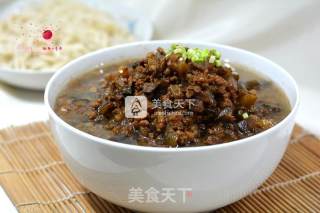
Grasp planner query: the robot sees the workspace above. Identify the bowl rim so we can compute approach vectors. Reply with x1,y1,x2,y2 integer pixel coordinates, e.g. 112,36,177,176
44,40,300,153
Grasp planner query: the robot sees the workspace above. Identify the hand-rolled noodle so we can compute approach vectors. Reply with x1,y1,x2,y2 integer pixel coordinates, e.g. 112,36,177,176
0,0,134,71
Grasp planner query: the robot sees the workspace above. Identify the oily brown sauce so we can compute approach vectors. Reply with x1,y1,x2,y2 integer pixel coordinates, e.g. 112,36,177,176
235,64,291,123
54,62,291,146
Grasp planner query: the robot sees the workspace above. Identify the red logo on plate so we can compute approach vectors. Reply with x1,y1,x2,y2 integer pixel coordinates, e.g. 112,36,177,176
42,30,53,40
186,191,192,197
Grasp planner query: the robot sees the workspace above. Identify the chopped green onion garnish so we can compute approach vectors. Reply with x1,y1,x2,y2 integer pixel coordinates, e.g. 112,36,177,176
215,51,221,59
209,55,216,63
242,112,249,119
166,44,222,66
214,60,222,67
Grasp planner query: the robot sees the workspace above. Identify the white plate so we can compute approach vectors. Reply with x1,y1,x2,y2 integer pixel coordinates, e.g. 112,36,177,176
0,0,153,90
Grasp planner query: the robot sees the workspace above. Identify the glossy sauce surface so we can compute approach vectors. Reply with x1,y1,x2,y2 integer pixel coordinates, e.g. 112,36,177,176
54,60,291,147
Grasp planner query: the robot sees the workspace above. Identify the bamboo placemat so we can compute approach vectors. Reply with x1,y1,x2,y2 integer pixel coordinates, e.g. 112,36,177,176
0,122,319,213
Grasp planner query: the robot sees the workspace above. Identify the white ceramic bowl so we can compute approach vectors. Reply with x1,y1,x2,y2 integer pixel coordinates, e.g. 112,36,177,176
0,0,153,90
45,41,299,212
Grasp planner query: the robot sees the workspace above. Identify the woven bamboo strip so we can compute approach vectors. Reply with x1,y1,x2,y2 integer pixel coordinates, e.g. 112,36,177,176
0,122,318,212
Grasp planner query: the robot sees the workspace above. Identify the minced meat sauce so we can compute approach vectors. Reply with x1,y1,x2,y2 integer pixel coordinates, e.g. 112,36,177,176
54,46,291,147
